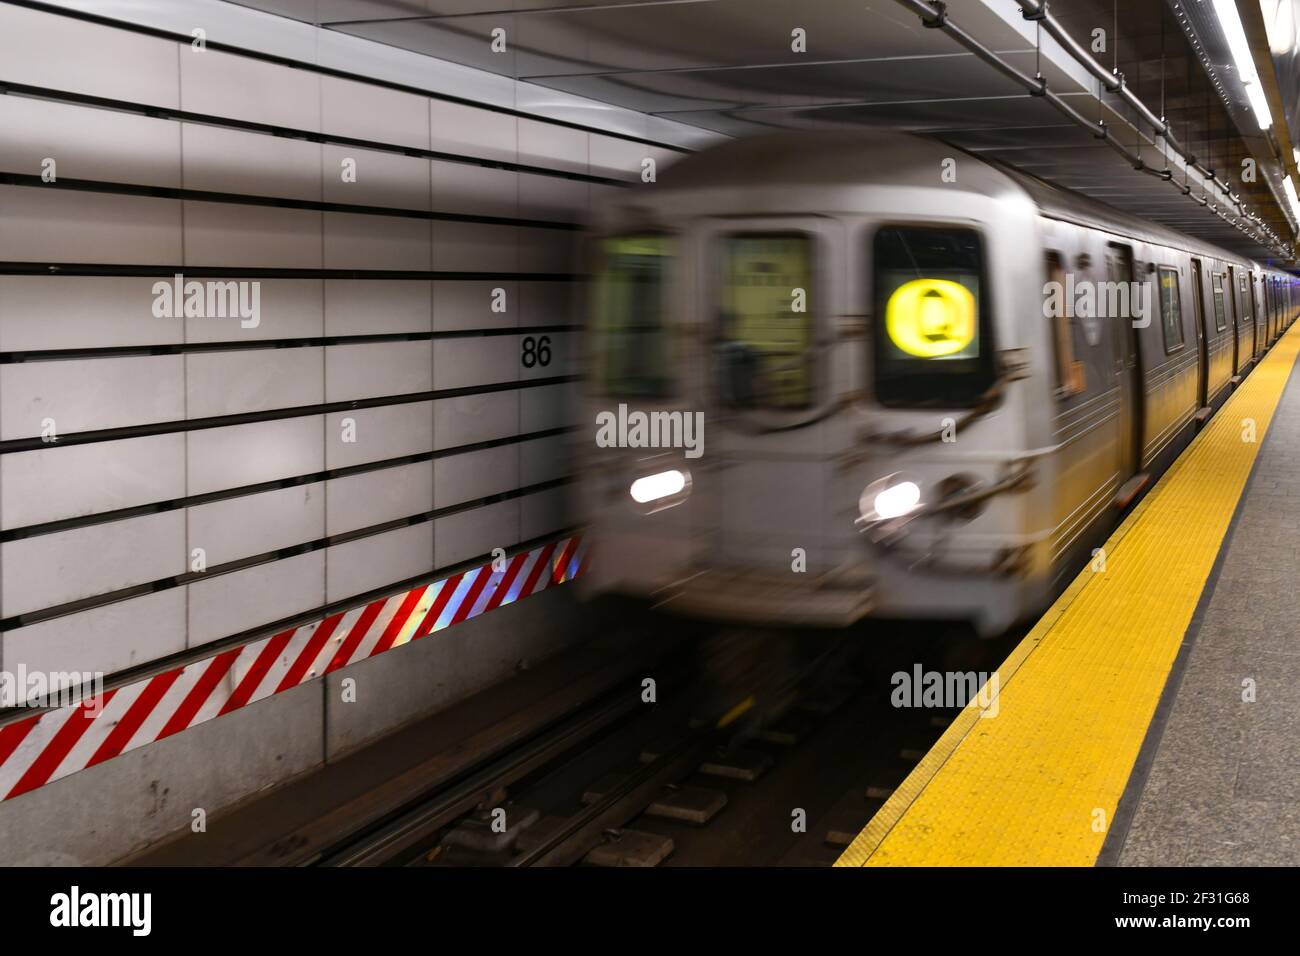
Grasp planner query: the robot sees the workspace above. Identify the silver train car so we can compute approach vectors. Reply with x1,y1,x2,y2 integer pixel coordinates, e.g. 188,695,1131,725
577,131,1298,636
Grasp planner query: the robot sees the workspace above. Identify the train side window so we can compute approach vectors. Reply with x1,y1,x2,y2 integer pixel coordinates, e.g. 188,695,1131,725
1045,252,1085,397
1157,267,1184,353
1211,274,1228,331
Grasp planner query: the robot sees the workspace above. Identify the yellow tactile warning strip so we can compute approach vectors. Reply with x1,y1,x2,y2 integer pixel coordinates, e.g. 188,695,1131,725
837,323,1300,867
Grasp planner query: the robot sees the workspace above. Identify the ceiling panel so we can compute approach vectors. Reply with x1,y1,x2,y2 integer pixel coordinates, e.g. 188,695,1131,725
221,0,1297,260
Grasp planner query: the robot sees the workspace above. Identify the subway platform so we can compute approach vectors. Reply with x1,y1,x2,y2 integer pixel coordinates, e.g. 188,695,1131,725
838,323,1300,867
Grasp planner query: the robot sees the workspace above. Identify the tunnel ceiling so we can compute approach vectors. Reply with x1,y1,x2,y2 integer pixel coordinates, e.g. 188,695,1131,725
226,0,1299,263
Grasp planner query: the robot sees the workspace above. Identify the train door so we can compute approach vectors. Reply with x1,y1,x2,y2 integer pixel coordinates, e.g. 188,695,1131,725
1224,268,1240,376
701,216,843,575
1231,266,1253,372
1191,258,1208,411
1106,243,1143,476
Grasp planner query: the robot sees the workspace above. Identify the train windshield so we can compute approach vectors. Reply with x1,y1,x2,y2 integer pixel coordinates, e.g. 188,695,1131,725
591,234,674,399
872,225,995,407
717,234,815,410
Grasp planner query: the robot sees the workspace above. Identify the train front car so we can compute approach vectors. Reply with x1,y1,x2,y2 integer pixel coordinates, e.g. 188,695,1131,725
577,131,1055,637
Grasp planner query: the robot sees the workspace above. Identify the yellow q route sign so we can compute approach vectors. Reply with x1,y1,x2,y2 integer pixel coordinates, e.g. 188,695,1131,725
885,278,976,358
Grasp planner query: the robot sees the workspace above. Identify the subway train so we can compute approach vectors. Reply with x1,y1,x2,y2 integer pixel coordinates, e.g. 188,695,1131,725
576,131,1298,637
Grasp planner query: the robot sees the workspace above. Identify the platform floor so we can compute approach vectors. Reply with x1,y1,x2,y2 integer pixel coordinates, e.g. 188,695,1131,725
1114,343,1300,865
837,322,1300,867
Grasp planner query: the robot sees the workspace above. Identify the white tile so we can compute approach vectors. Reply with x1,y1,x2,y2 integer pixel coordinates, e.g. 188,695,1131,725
433,280,517,331
433,222,516,272
434,444,519,509
189,484,325,566
187,551,324,646
182,125,322,201
1,591,186,700
323,212,430,270
185,348,324,418
183,203,322,268
322,145,431,211
326,461,433,536
434,390,517,447
181,48,321,131
0,276,184,351
0,5,180,108
0,96,181,188
434,336,518,389
325,401,432,468
0,188,181,264
326,341,431,401
183,278,323,343
430,161,517,218
517,118,588,175
2,511,185,618
326,523,432,602
321,74,430,150
430,99,517,163
0,434,185,530
325,279,430,335
1,355,184,440
187,416,324,495
434,498,518,567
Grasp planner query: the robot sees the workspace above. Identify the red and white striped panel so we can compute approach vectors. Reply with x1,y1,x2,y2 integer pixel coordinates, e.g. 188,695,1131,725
0,534,589,802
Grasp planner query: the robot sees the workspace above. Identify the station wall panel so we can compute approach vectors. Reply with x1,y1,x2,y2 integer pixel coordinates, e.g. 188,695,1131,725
0,1,627,704
0,276,184,351
0,354,185,440
0,96,181,189
184,348,325,419
325,461,434,537
187,484,325,568
1,434,186,530
1,510,185,618
0,4,181,108
325,522,433,603
0,187,181,263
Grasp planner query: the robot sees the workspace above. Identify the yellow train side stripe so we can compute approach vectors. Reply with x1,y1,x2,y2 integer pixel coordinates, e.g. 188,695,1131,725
836,321,1300,867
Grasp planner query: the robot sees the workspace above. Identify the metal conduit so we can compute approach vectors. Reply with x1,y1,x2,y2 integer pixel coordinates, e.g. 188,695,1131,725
895,0,1289,256
1011,0,1254,217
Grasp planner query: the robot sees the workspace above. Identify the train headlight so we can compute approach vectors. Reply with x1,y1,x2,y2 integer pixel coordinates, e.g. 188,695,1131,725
873,481,921,519
630,469,689,506
859,473,923,524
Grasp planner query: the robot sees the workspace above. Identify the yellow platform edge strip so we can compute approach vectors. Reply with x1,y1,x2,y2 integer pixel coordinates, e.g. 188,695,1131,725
836,322,1300,867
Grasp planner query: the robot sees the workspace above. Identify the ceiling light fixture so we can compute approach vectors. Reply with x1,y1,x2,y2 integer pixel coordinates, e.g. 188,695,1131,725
1214,0,1274,129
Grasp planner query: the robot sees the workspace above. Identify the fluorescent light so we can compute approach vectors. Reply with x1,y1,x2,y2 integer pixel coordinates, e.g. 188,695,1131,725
1283,175,1300,221
1215,0,1273,129
1260,0,1298,56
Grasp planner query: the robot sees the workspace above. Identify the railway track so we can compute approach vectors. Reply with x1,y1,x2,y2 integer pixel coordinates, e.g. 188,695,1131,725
299,623,1012,868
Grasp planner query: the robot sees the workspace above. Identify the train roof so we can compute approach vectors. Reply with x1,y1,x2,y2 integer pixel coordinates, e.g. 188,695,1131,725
657,130,1271,272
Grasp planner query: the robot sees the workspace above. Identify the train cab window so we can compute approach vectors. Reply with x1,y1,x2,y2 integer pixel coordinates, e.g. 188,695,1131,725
1211,274,1228,332
718,233,815,410
591,234,674,399
872,226,994,407
1045,252,1085,397
1157,268,1184,353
